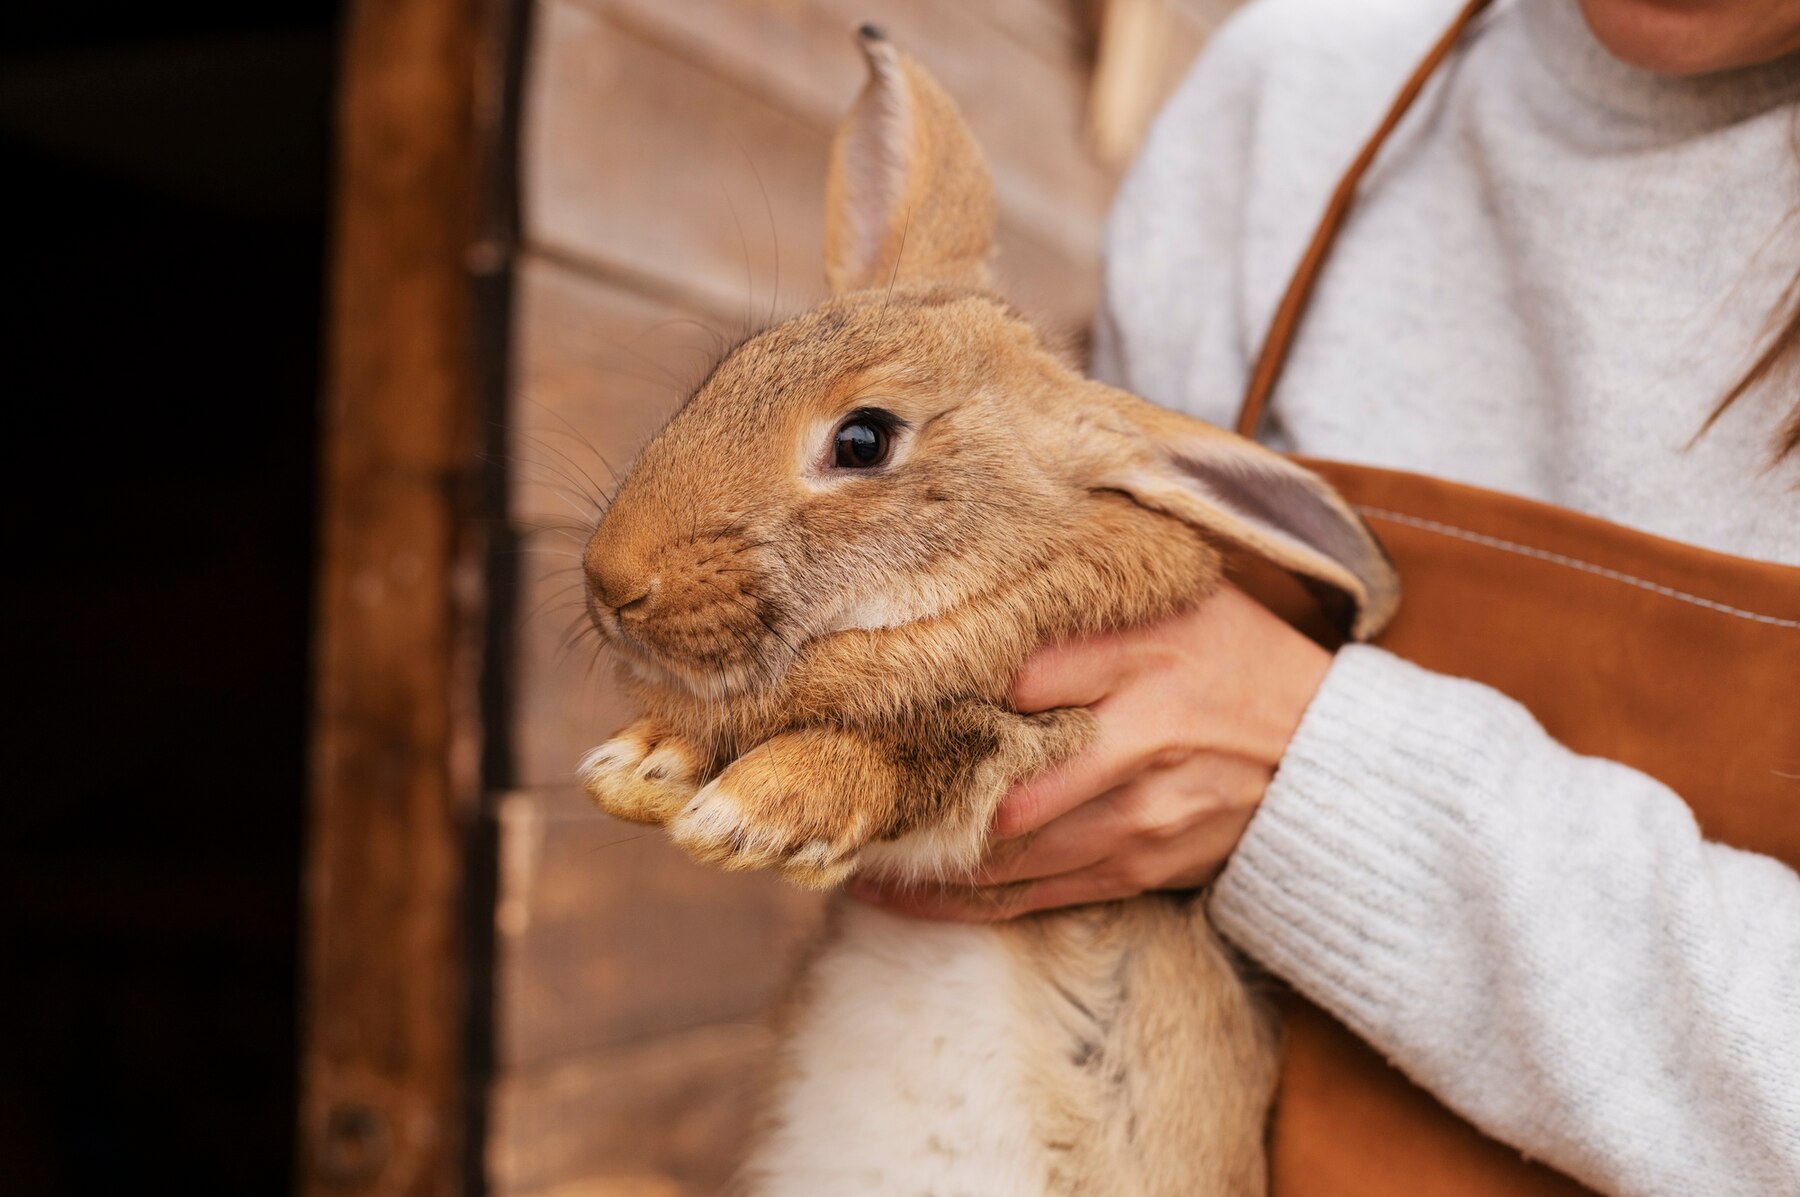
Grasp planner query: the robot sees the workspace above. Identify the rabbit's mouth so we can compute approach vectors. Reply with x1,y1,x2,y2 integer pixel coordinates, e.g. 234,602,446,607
592,590,803,701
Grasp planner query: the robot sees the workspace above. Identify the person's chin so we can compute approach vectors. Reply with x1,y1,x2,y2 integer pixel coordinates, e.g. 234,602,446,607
1573,0,1790,76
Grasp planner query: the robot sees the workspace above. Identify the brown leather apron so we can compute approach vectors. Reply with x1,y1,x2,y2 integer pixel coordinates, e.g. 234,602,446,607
1232,2,1800,1192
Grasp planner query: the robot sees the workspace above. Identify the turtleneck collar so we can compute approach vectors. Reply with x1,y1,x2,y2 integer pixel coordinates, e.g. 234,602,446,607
1516,0,1800,130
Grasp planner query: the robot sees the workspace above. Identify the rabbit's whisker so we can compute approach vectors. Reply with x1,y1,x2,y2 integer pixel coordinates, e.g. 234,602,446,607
733,596,801,660
522,395,628,489
517,428,610,498
515,433,613,516
582,832,652,856
556,610,600,655
874,209,914,341
525,585,589,626
729,136,783,331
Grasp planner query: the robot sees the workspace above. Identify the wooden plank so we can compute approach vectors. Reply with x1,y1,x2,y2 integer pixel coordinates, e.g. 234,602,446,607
488,1022,773,1196
579,0,1111,263
510,521,633,787
992,221,1102,342
523,2,1103,331
494,788,826,1067
523,1,829,319
510,1179,689,1197
297,0,509,1194
962,0,1089,67
1093,1,1240,162
508,255,721,526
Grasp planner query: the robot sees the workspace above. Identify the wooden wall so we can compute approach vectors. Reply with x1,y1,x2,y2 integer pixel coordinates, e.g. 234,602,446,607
491,2,1237,1193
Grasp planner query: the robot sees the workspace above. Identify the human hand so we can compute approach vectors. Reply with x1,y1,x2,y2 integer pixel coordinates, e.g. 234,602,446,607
848,583,1331,920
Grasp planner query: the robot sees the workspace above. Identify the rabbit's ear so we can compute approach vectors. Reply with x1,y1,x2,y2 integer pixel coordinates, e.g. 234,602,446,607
825,27,997,294
1096,402,1401,641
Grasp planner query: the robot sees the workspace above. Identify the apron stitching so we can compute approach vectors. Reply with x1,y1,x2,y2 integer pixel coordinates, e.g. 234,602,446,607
1355,507,1800,630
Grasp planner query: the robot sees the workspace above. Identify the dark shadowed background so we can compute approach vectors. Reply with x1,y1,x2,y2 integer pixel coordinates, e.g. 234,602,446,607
0,2,337,1191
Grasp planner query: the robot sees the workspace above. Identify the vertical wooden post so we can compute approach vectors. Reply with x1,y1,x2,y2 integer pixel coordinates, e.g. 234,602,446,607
1088,0,1173,164
299,0,507,1192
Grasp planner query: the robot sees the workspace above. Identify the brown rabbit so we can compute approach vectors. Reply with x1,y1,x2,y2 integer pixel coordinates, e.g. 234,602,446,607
577,28,1399,1196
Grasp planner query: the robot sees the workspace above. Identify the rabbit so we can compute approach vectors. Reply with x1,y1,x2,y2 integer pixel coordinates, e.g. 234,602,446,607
576,26,1400,1197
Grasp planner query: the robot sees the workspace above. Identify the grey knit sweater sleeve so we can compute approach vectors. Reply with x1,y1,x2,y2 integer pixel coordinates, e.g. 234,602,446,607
1094,2,1800,1194
1211,649,1800,1197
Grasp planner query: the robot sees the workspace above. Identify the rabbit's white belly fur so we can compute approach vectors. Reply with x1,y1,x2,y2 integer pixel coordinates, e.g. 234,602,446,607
745,903,1056,1195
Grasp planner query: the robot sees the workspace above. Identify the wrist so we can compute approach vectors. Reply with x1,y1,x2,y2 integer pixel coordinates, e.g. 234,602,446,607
1193,584,1333,770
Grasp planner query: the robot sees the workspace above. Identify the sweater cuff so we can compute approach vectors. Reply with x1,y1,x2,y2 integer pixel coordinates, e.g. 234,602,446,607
1209,645,1540,1038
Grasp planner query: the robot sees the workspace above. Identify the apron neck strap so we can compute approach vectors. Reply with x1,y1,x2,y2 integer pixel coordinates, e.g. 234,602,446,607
1234,0,1495,439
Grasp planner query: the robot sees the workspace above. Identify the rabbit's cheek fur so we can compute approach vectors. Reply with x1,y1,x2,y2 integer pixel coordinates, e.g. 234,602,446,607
586,511,808,696
794,441,1076,640
604,583,793,695
825,584,952,634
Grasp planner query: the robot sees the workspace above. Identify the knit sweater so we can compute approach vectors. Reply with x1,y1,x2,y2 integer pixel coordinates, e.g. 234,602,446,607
1093,1,1800,1194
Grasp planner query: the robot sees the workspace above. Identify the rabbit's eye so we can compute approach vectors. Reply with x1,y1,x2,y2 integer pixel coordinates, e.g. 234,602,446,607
833,415,893,469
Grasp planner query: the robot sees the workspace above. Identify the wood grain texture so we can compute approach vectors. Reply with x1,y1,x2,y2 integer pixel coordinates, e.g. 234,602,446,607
494,788,826,1068
962,0,1088,66
488,1022,775,1196
509,257,721,527
522,0,1103,332
510,522,631,789
580,0,1107,253
524,1,828,318
298,0,505,1193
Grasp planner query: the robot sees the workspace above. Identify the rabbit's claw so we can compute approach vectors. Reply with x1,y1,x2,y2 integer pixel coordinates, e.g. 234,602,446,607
578,719,703,826
668,729,895,889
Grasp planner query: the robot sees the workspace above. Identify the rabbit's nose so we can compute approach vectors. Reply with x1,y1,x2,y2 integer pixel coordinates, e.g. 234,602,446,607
591,572,653,614
603,581,653,614
584,541,655,614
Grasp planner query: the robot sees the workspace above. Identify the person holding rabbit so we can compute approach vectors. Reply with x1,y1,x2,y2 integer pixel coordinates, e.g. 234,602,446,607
850,0,1800,1194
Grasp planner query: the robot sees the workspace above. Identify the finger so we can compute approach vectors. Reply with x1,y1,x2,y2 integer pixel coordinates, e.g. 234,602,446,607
992,711,1141,838
991,868,1144,916
1010,633,1129,713
976,793,1126,884
852,867,1144,923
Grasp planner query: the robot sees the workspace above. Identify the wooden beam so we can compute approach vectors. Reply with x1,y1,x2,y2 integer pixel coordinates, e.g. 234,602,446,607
493,787,825,1070
297,0,515,1192
488,1022,774,1196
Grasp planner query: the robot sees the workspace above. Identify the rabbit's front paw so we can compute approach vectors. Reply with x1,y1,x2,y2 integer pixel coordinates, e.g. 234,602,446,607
578,719,704,826
668,728,899,889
